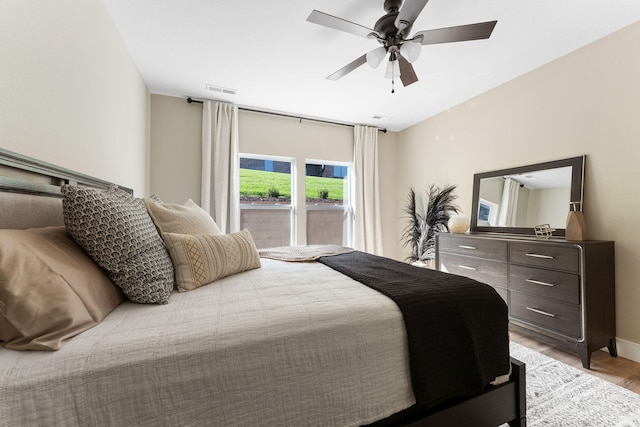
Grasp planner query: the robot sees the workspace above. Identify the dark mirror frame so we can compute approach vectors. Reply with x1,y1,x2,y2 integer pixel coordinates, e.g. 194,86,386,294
470,156,585,237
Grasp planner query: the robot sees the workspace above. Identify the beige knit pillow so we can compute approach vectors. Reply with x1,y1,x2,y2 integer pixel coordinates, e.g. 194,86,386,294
162,229,261,292
144,198,222,236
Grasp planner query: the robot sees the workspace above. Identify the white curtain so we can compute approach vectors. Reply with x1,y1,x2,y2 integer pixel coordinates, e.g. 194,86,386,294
353,125,383,255
497,177,520,226
201,101,239,234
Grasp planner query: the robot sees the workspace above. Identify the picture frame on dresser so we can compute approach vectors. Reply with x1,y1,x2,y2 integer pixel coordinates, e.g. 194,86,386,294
437,155,616,370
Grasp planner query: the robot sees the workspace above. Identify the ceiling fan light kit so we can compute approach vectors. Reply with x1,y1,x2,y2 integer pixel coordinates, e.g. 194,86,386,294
366,46,388,68
385,58,401,80
307,0,497,93
399,41,422,63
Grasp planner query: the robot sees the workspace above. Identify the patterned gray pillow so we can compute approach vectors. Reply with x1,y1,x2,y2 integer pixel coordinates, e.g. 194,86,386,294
61,184,174,304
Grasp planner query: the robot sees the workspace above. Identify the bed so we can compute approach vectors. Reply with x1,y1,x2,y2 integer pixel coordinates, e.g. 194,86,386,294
0,147,526,427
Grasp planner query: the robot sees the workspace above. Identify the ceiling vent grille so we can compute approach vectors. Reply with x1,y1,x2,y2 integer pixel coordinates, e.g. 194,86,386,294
206,84,237,95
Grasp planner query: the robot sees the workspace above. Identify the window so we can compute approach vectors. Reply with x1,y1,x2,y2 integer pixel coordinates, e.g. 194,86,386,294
478,198,499,226
239,156,352,248
239,155,295,249
305,160,352,246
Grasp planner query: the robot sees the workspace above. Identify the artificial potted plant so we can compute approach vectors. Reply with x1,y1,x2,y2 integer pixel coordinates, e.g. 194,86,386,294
402,184,460,267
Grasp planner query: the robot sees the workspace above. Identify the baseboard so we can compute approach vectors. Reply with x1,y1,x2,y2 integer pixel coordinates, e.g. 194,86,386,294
610,337,640,364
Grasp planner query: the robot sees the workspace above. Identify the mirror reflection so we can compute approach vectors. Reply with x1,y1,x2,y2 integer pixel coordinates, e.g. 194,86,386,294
477,166,572,229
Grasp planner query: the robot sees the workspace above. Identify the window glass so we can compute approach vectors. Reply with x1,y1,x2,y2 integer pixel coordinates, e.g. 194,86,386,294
304,163,348,206
305,161,352,246
239,155,294,248
240,157,292,204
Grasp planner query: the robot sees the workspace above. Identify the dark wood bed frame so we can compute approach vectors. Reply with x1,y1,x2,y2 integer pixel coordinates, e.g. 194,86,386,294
0,147,526,427
369,357,526,426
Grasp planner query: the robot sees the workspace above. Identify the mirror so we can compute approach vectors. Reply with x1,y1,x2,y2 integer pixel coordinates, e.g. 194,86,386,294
470,156,585,237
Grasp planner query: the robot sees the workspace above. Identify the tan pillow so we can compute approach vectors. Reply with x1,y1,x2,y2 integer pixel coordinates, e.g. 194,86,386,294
0,227,124,350
144,198,222,236
163,229,261,292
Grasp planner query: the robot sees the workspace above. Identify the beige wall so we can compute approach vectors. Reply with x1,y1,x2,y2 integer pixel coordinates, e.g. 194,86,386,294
150,94,399,258
0,0,150,194
396,22,640,357
526,187,570,228
149,96,203,202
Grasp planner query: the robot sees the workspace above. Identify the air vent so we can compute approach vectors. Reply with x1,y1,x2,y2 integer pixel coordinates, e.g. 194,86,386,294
372,114,391,120
206,84,237,95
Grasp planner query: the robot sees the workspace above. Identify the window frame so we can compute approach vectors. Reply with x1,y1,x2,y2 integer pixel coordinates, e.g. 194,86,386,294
239,153,297,246
304,159,354,247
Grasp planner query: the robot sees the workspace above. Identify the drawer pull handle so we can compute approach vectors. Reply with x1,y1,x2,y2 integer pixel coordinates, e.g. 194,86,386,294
526,279,556,287
525,253,555,260
459,265,478,271
458,245,477,250
526,307,556,318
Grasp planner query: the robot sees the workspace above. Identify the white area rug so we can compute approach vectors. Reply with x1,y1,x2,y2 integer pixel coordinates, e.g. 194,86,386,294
508,342,640,426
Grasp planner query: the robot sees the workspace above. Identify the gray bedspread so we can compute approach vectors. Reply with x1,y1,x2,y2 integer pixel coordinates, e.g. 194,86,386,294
0,259,415,426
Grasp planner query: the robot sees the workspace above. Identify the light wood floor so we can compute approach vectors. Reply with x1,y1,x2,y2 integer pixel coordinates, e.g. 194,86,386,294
510,329,640,394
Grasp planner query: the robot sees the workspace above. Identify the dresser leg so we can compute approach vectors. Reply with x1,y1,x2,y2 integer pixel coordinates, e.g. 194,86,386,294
577,345,591,369
607,338,618,357
508,416,526,427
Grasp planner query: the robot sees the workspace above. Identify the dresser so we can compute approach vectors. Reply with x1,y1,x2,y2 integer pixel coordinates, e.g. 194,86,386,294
436,232,616,369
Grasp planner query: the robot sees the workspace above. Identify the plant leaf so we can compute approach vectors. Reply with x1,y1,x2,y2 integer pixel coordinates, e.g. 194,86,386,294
401,188,422,261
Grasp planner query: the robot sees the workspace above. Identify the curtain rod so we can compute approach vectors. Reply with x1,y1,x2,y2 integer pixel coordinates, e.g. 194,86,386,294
186,97,387,133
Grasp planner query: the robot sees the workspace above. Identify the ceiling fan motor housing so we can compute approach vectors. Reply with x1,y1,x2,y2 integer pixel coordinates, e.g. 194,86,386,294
376,0,411,41
375,12,399,37
383,0,402,13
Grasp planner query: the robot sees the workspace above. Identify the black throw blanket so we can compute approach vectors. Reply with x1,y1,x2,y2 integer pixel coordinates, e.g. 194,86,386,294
318,251,510,411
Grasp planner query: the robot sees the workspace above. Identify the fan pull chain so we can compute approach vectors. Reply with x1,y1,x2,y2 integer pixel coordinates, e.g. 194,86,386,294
391,78,395,94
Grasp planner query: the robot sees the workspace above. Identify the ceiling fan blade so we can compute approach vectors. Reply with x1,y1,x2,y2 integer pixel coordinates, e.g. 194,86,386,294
414,20,497,45
395,0,430,34
397,54,419,87
326,54,367,81
307,10,379,39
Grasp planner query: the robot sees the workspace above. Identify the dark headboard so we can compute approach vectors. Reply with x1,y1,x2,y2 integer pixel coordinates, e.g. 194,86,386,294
0,147,132,229
0,147,132,197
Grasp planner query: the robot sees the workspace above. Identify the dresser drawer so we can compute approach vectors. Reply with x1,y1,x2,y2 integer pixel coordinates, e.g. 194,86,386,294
438,235,507,262
510,265,580,305
509,242,579,273
439,253,507,287
510,291,581,338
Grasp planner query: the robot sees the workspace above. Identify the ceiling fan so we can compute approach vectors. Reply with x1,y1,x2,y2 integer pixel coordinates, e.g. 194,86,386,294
307,0,497,92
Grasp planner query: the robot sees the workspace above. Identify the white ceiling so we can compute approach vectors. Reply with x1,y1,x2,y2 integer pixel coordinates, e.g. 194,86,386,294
102,0,640,132
507,166,571,190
